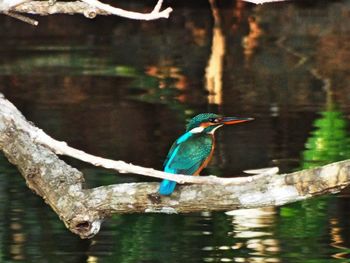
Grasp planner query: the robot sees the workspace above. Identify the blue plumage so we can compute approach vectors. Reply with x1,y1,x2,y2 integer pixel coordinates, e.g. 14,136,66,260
159,180,177,195
159,132,213,195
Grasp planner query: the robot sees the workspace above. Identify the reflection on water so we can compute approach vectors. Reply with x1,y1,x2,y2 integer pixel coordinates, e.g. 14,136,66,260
226,208,279,263
242,16,263,66
205,0,225,105
298,95,350,261
330,218,349,260
302,102,350,169
0,0,350,262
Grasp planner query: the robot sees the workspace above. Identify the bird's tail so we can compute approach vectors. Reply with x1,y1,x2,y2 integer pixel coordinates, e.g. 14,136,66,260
158,179,177,195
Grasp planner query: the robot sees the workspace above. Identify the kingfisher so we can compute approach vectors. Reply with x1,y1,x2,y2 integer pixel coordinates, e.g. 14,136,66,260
159,113,253,195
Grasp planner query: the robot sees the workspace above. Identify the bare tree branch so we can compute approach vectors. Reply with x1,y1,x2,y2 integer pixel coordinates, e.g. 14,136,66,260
1,0,290,25
1,92,349,239
1,0,173,25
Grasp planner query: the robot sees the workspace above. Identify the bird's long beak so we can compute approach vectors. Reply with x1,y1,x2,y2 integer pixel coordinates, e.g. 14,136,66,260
220,117,254,125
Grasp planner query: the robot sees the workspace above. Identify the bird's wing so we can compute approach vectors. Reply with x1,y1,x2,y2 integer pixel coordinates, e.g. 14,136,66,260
164,134,213,175
162,131,193,167
163,141,179,168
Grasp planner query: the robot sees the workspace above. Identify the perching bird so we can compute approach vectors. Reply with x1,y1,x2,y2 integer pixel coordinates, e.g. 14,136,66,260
159,113,253,195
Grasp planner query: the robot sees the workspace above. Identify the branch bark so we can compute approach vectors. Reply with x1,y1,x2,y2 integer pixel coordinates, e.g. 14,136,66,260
0,93,349,239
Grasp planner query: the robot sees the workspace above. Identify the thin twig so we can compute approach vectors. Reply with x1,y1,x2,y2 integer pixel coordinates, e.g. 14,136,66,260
152,0,163,13
33,128,262,185
0,93,265,186
3,10,38,25
80,0,172,20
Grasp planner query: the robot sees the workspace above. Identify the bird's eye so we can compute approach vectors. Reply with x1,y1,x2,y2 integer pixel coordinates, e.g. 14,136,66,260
209,118,218,123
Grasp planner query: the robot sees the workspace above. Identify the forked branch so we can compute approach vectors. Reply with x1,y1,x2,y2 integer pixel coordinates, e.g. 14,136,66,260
1,0,173,25
1,0,289,26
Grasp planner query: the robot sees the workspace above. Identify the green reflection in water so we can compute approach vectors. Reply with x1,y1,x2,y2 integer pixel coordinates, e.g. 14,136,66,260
302,103,350,169
278,98,350,262
0,153,89,263
91,214,211,263
131,75,180,106
0,51,140,77
4,49,191,115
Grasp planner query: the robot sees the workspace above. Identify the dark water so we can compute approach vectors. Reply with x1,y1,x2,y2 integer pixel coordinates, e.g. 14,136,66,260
0,0,350,262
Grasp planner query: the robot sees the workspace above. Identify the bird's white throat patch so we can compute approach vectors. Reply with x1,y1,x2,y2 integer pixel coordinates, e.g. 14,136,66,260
209,124,223,134
189,126,205,134
189,125,223,134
